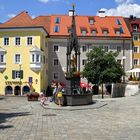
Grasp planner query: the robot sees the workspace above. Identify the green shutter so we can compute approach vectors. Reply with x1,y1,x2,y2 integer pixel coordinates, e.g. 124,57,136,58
12,70,15,79
20,70,23,79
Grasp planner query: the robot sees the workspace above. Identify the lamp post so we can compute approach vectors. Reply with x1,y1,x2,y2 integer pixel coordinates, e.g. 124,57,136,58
19,62,22,96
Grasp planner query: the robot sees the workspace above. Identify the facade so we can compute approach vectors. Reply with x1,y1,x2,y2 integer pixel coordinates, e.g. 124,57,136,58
0,11,48,95
48,13,132,84
125,16,140,68
0,10,133,95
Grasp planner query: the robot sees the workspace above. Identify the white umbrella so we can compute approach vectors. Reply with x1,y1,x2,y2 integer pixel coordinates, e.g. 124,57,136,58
127,68,140,73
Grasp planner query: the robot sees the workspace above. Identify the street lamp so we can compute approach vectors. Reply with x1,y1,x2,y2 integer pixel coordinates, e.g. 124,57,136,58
19,62,22,95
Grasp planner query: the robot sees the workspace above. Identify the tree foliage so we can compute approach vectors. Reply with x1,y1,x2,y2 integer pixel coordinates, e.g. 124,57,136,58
82,47,125,85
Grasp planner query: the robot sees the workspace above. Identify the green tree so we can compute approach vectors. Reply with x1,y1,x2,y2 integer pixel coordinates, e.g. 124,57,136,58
82,47,125,98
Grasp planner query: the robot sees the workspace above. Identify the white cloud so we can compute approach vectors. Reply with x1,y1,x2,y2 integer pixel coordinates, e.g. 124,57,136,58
8,14,16,18
98,0,140,17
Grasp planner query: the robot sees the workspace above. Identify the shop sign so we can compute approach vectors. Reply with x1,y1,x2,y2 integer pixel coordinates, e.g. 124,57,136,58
5,81,22,85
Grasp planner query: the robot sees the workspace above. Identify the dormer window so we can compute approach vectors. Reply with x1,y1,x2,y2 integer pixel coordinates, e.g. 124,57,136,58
91,29,97,36
133,24,138,32
89,18,94,25
55,17,60,24
115,29,121,35
81,28,87,36
102,29,109,35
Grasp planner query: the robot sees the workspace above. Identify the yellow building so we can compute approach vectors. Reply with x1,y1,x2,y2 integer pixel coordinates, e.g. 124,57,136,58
0,11,48,95
125,17,140,68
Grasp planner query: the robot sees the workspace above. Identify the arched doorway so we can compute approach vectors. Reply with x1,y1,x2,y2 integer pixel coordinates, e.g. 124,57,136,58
5,86,13,95
22,86,30,95
14,86,21,96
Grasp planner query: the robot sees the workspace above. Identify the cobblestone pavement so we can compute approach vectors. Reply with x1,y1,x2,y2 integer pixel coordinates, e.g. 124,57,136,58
0,94,140,140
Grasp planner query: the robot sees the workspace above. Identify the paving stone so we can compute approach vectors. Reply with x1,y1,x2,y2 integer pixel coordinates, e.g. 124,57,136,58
0,95,140,140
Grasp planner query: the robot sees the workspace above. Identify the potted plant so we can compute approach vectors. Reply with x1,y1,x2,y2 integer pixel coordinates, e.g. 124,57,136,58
27,88,39,101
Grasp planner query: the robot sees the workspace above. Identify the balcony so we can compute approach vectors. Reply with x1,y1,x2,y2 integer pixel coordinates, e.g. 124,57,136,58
0,63,6,71
30,62,43,71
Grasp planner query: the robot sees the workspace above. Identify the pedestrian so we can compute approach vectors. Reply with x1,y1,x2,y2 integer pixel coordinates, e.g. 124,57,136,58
56,82,63,106
40,92,47,106
50,82,58,102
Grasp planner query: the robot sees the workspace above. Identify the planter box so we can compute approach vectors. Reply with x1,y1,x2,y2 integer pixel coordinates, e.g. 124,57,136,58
27,92,39,101
27,96,39,101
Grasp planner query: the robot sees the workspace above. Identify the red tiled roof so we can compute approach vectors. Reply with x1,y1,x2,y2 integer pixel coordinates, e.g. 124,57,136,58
49,15,131,37
0,11,50,33
0,11,34,27
0,11,131,38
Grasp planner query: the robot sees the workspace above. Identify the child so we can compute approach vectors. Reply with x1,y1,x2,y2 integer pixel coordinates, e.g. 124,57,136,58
40,92,47,106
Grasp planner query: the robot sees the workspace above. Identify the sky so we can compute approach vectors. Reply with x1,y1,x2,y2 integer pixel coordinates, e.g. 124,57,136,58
0,0,140,22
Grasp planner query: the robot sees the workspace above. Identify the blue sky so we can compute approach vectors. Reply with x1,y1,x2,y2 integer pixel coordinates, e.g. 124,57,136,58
0,0,140,22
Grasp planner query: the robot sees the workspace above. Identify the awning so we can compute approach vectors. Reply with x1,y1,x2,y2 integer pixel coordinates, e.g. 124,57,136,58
80,82,91,88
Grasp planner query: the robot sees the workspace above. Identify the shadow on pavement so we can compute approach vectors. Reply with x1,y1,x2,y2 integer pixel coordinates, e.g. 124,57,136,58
0,112,32,130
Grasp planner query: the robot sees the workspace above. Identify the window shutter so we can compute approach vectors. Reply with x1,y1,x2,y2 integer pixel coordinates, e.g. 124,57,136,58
12,70,15,79
20,70,23,79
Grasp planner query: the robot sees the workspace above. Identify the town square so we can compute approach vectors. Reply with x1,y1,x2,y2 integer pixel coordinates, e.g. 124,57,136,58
1,0,140,139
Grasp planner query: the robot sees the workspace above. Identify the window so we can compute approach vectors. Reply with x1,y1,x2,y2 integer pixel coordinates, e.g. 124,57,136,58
15,54,21,63
120,27,124,33
55,17,60,23
53,59,59,66
3,37,9,46
15,71,20,78
31,54,41,63
104,46,109,52
133,35,139,41
91,30,96,36
133,25,138,32
89,19,94,25
117,19,122,25
36,54,40,62
82,45,87,52
115,30,121,35
116,46,121,52
82,59,87,65
0,54,4,62
103,30,109,35
81,29,87,36
53,45,59,52
27,37,33,45
133,46,139,53
117,59,121,64
99,45,103,49
134,59,139,65
54,26,59,32
32,54,35,62
53,72,59,80
12,70,23,79
15,37,21,46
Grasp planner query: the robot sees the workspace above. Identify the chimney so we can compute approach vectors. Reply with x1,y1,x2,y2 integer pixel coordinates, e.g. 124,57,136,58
98,10,106,18
69,10,75,16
